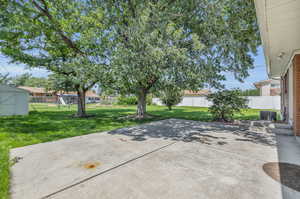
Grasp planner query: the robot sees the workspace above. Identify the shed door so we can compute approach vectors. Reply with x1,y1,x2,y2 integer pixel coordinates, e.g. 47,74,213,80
0,92,16,115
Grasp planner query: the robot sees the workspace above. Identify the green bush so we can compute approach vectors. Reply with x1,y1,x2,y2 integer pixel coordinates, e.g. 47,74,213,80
117,95,152,105
159,87,183,110
207,89,248,122
117,96,137,105
240,88,260,96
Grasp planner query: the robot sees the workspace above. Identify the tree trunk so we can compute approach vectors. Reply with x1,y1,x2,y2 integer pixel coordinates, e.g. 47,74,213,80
136,88,147,118
168,105,172,111
77,89,87,117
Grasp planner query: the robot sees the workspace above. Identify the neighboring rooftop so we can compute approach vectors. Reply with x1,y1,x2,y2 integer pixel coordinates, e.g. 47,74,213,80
253,79,280,88
184,89,211,96
18,86,99,97
0,85,29,93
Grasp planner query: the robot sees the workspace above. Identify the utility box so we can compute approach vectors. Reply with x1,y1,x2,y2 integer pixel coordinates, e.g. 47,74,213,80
260,111,277,121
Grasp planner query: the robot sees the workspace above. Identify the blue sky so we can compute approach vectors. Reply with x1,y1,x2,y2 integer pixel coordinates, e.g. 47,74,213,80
0,47,268,90
221,47,268,90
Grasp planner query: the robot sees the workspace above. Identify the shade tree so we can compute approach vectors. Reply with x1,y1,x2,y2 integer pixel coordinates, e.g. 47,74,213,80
108,0,260,118
0,0,112,117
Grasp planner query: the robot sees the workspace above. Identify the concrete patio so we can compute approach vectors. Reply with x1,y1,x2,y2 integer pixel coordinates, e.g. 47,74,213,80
10,119,300,199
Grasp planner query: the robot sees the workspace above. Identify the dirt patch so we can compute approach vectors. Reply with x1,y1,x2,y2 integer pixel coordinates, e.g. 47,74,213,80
83,162,101,169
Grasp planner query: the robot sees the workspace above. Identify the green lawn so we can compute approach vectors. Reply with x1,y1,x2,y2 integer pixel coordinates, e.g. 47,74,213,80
0,104,266,199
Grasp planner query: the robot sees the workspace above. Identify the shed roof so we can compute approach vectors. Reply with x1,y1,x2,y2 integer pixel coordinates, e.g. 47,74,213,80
0,85,29,93
253,79,280,88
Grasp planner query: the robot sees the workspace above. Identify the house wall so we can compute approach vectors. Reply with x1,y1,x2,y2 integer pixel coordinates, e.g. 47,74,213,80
282,54,300,136
260,84,271,96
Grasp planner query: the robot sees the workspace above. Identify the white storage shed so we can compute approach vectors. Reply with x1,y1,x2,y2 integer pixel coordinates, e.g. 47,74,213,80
0,85,29,116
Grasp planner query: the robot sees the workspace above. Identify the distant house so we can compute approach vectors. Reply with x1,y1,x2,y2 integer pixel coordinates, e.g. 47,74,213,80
18,86,57,103
183,90,211,97
253,80,280,96
18,86,100,104
18,86,52,97
58,91,100,104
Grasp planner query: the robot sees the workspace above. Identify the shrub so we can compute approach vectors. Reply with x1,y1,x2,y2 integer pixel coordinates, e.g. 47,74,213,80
117,96,137,105
117,95,152,105
146,95,153,105
159,87,183,110
207,89,248,122
240,88,260,96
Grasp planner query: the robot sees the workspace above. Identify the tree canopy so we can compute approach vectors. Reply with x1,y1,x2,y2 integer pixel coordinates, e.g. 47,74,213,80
108,0,260,117
9,73,50,87
0,0,261,118
0,0,112,117
0,73,11,85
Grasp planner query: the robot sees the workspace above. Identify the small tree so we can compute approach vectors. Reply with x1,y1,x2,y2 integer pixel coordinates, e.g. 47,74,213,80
159,87,183,110
0,1,111,117
207,89,248,122
11,73,50,88
0,73,11,85
109,0,260,119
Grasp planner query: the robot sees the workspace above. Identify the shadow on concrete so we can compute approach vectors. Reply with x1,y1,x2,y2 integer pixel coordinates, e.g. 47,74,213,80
108,119,276,146
263,162,300,192
232,128,276,146
262,131,300,199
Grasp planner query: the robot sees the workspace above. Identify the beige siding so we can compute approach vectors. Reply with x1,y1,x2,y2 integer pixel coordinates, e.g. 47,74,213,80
288,65,294,125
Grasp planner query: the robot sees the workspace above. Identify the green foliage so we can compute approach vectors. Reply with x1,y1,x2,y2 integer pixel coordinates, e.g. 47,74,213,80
117,95,152,105
0,144,9,199
159,87,184,110
240,88,260,96
0,73,11,85
0,1,112,116
108,0,260,116
117,96,138,105
11,73,50,87
46,74,76,92
111,3,208,94
207,89,249,122
0,0,260,117
11,73,33,87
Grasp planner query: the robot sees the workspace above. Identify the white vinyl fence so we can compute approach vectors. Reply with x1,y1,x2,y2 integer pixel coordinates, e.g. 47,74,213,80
153,96,281,110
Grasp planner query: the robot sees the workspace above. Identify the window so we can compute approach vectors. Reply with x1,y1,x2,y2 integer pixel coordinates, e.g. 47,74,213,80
271,83,279,88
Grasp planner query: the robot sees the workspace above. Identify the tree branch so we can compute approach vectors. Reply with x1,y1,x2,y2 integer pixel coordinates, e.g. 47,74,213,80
31,0,84,56
128,0,136,18
48,65,76,76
